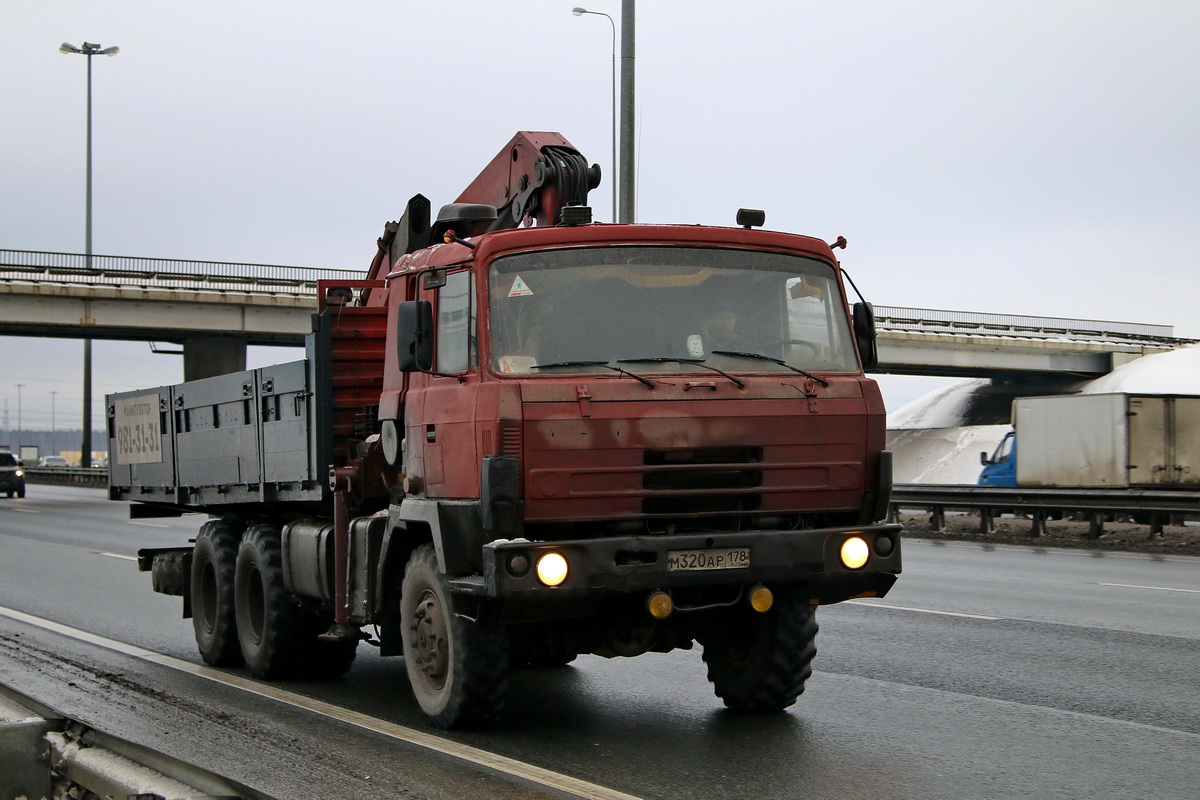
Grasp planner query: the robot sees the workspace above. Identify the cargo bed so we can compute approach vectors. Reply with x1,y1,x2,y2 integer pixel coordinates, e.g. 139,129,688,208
107,295,389,515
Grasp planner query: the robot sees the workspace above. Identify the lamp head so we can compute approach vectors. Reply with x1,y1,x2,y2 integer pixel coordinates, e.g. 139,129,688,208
572,7,587,15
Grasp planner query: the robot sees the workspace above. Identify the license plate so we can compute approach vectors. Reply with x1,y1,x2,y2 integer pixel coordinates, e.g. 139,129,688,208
667,547,750,571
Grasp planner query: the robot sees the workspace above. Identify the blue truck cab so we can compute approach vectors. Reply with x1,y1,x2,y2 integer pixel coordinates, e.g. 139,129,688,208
978,431,1017,487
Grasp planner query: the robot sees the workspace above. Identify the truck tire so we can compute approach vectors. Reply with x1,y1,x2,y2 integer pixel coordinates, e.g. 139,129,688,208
400,544,508,728
701,587,818,712
234,523,306,679
191,520,244,667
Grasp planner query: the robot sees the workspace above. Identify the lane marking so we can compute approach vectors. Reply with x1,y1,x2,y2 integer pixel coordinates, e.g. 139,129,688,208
844,600,1001,620
0,605,645,800
99,552,139,562
129,521,173,529
1100,583,1200,595
8,508,40,514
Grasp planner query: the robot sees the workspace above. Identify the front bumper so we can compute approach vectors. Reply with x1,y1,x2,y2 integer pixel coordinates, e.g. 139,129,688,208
474,523,902,617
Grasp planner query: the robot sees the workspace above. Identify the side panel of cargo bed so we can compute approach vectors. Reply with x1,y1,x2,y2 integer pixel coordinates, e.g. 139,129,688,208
107,292,389,514
107,360,325,509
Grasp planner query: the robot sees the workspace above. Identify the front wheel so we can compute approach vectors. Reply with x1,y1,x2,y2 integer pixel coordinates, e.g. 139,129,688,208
400,544,508,728
700,587,818,711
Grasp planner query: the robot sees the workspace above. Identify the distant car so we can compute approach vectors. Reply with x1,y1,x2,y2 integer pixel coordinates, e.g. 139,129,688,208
38,455,69,468
0,452,26,498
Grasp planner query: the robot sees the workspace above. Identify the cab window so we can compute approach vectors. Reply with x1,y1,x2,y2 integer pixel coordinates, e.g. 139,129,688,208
436,271,474,374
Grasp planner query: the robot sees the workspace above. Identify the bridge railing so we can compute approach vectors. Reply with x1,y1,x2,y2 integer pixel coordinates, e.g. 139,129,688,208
0,249,362,297
874,305,1183,344
2,251,1191,345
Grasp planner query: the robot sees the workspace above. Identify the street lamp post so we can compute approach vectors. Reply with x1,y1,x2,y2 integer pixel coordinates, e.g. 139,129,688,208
15,384,24,436
60,41,119,469
572,7,617,222
618,0,635,223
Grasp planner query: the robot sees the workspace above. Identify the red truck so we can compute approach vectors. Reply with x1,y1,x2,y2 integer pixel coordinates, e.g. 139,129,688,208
114,132,901,728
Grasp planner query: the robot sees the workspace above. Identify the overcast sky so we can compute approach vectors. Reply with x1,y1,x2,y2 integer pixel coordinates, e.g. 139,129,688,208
2,0,1198,436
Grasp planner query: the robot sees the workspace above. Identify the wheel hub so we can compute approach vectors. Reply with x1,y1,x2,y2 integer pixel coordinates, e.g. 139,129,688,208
409,589,449,689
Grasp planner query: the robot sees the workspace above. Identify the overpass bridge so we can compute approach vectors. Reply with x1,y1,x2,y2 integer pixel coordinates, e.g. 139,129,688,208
1,249,1191,380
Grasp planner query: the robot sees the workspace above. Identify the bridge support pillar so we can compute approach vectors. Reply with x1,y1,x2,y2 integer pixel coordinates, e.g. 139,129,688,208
183,336,247,381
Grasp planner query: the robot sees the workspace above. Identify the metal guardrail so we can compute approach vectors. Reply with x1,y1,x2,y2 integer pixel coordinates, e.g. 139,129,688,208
23,467,108,488
890,483,1200,537
0,249,362,297
1,684,276,800
874,305,1189,345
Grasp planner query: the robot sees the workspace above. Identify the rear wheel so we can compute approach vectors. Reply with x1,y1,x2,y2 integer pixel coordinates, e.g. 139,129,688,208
234,523,305,678
191,520,244,667
400,544,508,728
701,587,818,711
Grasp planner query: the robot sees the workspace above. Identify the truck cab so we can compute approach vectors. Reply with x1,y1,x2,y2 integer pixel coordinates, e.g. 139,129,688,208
979,431,1017,487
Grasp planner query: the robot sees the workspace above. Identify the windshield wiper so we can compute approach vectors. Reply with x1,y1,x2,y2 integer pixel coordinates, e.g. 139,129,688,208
533,360,660,388
710,350,830,387
618,357,747,389
532,360,609,370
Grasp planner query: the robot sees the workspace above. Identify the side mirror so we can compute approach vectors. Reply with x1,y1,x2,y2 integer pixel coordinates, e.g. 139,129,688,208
852,301,879,371
396,300,434,372
980,451,990,466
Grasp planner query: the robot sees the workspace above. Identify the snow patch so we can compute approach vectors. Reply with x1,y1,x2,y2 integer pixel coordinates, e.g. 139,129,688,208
889,425,1011,484
887,378,987,429
1082,344,1200,395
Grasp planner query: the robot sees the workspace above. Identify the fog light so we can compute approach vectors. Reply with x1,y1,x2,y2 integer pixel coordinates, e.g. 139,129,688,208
507,553,530,578
874,534,894,557
535,552,569,586
749,585,774,613
840,537,870,570
647,591,673,620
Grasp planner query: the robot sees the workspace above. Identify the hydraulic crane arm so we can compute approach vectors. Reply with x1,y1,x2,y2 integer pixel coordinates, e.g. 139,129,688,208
456,131,601,230
368,132,600,282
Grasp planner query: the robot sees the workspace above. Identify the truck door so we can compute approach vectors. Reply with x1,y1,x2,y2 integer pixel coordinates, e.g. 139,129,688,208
406,269,480,498
978,432,1016,487
1172,397,1200,487
1130,396,1200,487
1127,396,1169,486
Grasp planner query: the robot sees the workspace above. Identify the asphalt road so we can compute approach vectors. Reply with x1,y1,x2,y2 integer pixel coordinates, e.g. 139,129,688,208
1,486,1198,799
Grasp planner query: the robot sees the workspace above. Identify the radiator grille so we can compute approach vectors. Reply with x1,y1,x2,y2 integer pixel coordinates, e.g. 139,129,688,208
641,446,763,516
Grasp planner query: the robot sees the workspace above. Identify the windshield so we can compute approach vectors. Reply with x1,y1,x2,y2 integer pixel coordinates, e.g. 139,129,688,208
487,246,858,375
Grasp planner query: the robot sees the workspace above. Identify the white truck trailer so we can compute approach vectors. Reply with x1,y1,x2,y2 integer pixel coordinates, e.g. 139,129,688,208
1001,393,1199,488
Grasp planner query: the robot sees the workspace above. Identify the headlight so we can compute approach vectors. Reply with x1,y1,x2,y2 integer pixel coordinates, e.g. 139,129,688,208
839,536,870,570
14,470,23,477
535,552,569,586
